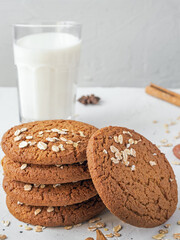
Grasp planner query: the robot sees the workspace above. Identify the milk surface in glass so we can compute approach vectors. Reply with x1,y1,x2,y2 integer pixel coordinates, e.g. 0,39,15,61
14,32,81,121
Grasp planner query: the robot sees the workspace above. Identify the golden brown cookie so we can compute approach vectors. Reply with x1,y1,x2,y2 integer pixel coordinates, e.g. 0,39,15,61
87,126,178,228
6,195,105,227
2,157,90,184
1,120,97,165
3,178,97,206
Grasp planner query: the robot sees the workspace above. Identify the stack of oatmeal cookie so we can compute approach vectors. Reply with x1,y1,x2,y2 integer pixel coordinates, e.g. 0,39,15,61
1,120,105,227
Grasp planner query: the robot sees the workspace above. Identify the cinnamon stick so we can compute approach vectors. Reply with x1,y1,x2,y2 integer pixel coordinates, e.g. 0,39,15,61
145,83,180,107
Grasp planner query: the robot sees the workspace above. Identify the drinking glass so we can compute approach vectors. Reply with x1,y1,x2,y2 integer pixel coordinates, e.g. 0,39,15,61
13,22,82,122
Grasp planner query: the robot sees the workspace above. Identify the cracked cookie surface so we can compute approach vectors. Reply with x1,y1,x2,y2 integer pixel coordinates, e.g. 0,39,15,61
2,157,90,184
1,120,97,165
87,126,178,228
6,195,105,227
3,178,97,206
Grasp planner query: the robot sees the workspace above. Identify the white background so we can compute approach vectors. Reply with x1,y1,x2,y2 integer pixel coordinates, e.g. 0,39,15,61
1,0,180,88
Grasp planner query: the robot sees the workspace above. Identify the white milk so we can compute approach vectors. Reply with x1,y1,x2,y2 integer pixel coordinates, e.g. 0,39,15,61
14,32,81,121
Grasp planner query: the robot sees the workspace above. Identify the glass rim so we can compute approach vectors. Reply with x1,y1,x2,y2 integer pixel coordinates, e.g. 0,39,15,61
13,21,82,28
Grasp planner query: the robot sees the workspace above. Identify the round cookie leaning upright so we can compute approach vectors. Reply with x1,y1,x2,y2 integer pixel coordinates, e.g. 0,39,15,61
87,126,178,228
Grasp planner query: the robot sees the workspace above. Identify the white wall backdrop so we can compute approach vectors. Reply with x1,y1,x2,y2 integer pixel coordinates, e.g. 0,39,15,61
0,0,180,87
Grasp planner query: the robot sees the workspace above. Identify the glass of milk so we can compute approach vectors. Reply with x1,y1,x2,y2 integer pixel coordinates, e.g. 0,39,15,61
13,22,82,122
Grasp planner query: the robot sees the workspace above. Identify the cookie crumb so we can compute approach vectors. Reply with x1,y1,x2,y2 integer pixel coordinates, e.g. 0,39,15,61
173,233,180,239
46,137,55,142
111,157,120,164
128,138,134,144
14,136,22,142
164,124,169,129
104,228,109,231
153,120,158,123
131,165,136,171
20,164,27,170
37,142,47,150
110,145,119,153
96,222,106,228
79,131,86,137
126,143,130,148
171,161,180,165
174,134,180,139
105,233,114,238
113,225,122,233
114,232,121,237
55,164,62,167
14,129,21,136
2,221,10,227
34,184,40,188
47,207,54,213
25,225,33,231
19,141,28,148
73,142,78,148
0,234,7,240
103,149,107,154
149,161,156,166
160,139,168,144
170,121,176,125
159,229,168,234
45,130,51,132
66,140,74,145
162,143,173,147
134,139,141,144
74,223,82,227
51,128,60,133
21,128,28,132
34,208,41,216
52,145,59,152
130,148,136,157
115,152,122,160
89,217,101,223
29,141,36,146
26,135,33,140
53,184,61,188
59,144,65,151
64,226,73,230
60,137,67,142
114,135,123,144
152,233,165,239
122,131,132,137
164,224,171,228
24,184,32,191
34,225,43,232
88,226,97,232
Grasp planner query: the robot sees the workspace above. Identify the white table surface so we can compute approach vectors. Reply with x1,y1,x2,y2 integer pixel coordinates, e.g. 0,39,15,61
0,87,180,240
